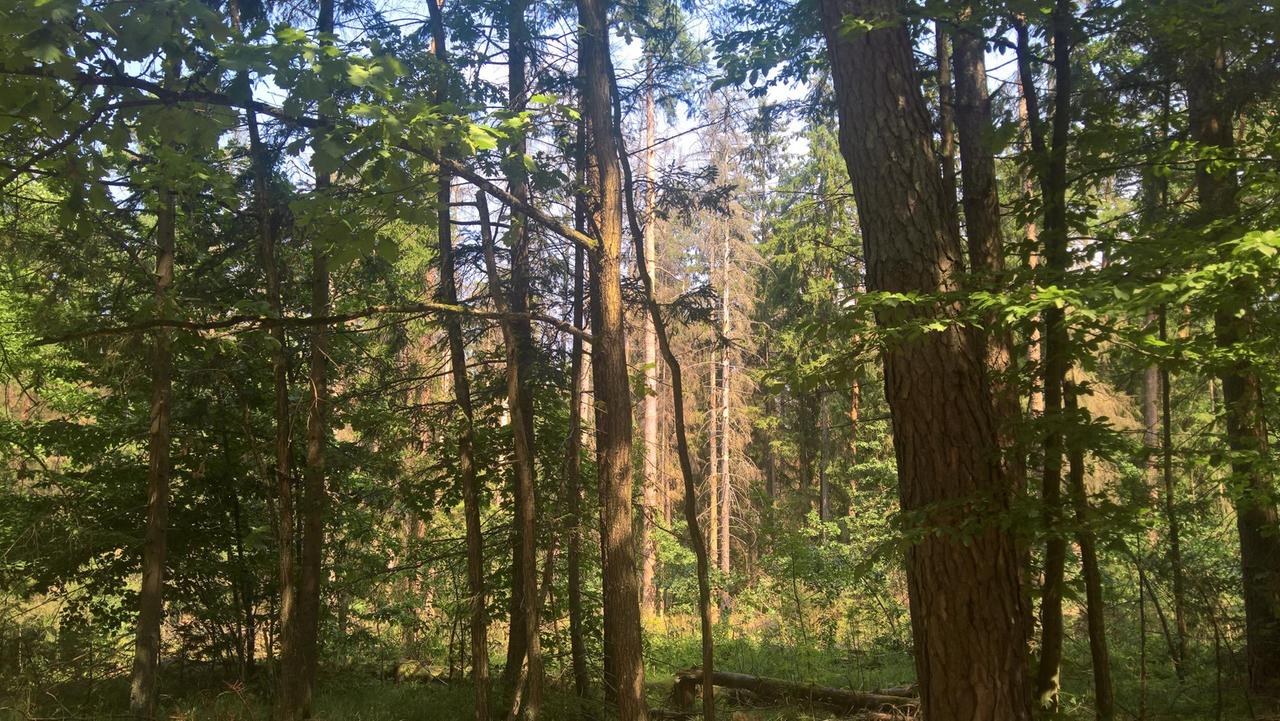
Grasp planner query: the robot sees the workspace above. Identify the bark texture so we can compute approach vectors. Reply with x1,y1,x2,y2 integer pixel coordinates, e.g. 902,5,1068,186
1187,40,1280,694
817,2,1032,719
578,0,648,716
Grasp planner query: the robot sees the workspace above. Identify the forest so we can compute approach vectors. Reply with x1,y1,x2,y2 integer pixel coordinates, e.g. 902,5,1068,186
1,0,1279,719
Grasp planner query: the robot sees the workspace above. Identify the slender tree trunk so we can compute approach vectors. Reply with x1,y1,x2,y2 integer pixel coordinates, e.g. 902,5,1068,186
578,1,647,716
935,24,960,242
1016,5,1073,708
612,69,715,721
817,2,1032,719
708,358,719,575
497,1,543,712
567,156,590,701
1158,309,1189,674
1014,46,1044,418
128,134,176,721
1064,384,1115,720
1187,40,1280,694
718,232,731,610
640,57,661,617
287,1,336,715
425,5,488,717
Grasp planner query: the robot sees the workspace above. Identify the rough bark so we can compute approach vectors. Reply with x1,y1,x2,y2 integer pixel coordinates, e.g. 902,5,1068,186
578,0,648,716
1187,40,1280,694
816,2,1032,720
128,133,176,721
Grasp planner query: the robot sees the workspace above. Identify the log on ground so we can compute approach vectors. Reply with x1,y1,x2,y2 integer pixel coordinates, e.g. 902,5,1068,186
672,668,918,716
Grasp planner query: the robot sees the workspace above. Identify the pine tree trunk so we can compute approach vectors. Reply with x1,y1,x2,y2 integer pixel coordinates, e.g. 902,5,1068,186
817,2,1032,719
128,150,176,721
935,25,960,242
640,58,661,616
1187,40,1280,694
1158,309,1188,674
577,0,648,716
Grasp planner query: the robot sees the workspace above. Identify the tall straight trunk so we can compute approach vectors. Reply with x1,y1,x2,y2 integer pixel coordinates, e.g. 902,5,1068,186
1064,385,1115,720
499,0,542,713
708,361,719,573
718,232,731,607
286,0,336,715
1158,309,1189,673
567,143,590,699
818,403,829,522
1187,40,1280,694
425,3,489,717
935,24,960,242
128,138,176,721
817,2,1032,720
1016,5,1073,708
953,13,1021,464
612,69,715,721
640,57,660,616
577,0,648,716
1014,47,1044,417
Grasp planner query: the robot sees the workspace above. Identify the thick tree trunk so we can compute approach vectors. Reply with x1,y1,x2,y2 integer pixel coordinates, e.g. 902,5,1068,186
641,59,661,616
1064,385,1115,720
425,3,489,717
578,0,648,716
817,2,1032,720
1187,41,1280,693
128,156,176,721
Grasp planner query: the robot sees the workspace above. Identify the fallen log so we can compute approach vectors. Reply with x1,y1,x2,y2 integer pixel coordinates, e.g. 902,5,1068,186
673,668,918,717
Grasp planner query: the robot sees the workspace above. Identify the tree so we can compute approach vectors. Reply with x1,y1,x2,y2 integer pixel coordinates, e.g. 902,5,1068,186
816,1,1033,719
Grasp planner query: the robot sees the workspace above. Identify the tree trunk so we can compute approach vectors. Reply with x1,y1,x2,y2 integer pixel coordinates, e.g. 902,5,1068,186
577,0,648,716
1064,384,1115,720
128,139,176,721
613,69,716,721
641,57,661,617
1015,5,1073,708
287,0,336,715
1187,40,1280,694
816,2,1032,720
498,1,543,713
566,107,591,707
425,5,488,718
935,25,960,243
1158,309,1188,674
718,232,731,611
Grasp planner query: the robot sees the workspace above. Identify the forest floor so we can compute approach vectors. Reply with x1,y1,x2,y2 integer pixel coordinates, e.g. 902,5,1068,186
1,633,1270,719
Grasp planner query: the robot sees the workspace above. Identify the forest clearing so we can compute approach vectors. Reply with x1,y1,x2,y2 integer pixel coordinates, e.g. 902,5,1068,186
2,0,1279,719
